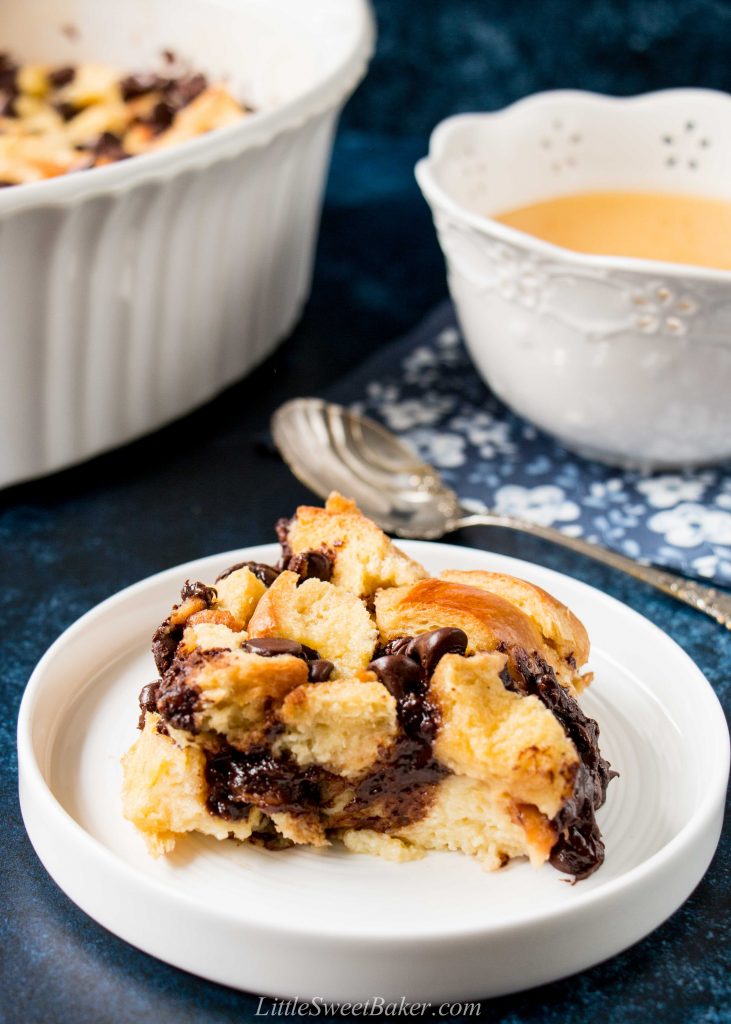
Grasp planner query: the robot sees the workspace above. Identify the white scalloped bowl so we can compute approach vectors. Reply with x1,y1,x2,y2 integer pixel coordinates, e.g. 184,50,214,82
416,90,731,469
0,0,374,488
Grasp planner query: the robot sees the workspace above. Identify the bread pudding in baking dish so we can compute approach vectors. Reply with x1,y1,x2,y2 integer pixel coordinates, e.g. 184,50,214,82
122,493,615,879
0,52,248,186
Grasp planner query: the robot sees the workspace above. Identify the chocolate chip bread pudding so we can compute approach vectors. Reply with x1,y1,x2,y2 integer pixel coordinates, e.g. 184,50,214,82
122,493,615,879
0,52,248,186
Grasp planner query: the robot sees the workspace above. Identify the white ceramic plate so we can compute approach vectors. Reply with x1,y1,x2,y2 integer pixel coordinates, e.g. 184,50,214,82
18,542,729,1002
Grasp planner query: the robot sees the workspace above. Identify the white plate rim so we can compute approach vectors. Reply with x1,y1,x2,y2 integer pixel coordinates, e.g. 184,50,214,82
16,542,730,953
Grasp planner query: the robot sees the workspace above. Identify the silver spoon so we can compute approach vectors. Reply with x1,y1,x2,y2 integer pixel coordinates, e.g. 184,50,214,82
271,397,731,630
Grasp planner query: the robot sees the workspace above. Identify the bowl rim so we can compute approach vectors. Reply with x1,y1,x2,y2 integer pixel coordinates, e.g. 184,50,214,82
0,0,375,213
415,88,731,285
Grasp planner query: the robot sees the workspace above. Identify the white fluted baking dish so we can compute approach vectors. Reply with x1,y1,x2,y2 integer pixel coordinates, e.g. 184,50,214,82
0,0,373,488
416,90,731,469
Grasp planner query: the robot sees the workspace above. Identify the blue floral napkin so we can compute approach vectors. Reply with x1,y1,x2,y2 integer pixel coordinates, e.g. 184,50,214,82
327,302,731,586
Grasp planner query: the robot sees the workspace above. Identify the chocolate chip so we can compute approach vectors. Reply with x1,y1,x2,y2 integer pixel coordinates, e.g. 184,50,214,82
215,561,280,588
249,829,295,851
54,101,78,122
275,517,293,568
144,99,176,132
48,65,75,88
288,549,333,583
0,53,19,118
381,636,413,657
120,72,166,101
308,659,334,682
0,53,18,94
405,627,468,678
88,131,129,163
0,92,17,118
243,637,304,658
368,654,423,702
156,667,201,733
165,71,207,108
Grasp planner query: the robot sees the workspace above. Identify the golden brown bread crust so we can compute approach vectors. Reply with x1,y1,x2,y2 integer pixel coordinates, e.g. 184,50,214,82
376,578,543,653
287,492,428,597
439,570,590,667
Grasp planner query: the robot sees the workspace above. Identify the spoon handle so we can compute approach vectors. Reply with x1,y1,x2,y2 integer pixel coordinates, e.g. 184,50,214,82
455,512,731,630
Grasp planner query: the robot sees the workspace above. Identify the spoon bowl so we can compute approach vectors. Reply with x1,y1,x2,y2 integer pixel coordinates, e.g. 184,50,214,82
271,398,460,537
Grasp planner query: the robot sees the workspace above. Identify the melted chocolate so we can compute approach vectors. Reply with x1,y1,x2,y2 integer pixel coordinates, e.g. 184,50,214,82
88,131,129,162
0,92,16,117
180,580,217,605
334,629,465,831
121,69,207,123
137,680,161,729
48,65,75,88
0,53,18,115
216,561,280,587
120,72,166,101
143,99,176,132
54,101,78,122
154,654,204,733
275,517,334,583
500,646,616,879
0,53,18,90
151,619,181,675
137,679,171,735
288,549,333,583
151,581,216,674
243,637,303,658
288,552,331,585
165,72,207,108
275,517,293,568
204,744,331,821
248,828,295,851
242,637,320,662
200,630,458,833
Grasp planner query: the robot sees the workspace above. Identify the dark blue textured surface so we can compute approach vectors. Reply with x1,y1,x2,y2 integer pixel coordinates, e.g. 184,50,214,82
3,2,730,1022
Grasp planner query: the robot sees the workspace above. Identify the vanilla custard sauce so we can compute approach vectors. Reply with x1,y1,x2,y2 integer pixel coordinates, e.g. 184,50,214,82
493,191,731,270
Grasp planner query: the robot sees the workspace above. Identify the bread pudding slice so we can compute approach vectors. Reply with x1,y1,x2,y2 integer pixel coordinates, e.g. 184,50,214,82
122,493,615,878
